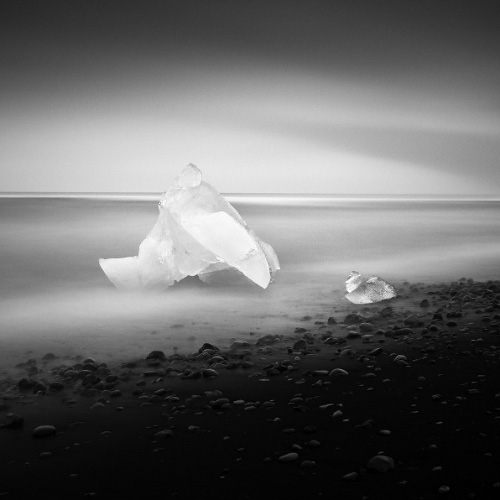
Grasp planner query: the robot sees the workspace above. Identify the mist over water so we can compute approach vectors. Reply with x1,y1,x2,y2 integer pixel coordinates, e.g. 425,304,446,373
1,195,500,366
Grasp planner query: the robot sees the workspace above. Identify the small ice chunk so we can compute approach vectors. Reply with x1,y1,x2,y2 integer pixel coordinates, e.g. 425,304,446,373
345,271,396,304
345,271,364,294
99,164,279,290
177,163,202,189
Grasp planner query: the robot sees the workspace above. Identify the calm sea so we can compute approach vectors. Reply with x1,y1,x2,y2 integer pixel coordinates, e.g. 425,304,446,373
1,194,499,365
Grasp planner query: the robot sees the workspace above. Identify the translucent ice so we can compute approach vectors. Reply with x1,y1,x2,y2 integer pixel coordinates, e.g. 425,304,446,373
345,271,396,304
99,164,280,290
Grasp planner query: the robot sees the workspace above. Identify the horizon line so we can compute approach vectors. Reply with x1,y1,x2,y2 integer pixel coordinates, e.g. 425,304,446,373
1,191,500,197
1,192,500,203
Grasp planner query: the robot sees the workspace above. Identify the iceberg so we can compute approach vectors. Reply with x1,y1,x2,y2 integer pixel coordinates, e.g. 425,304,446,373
99,164,280,290
345,271,396,304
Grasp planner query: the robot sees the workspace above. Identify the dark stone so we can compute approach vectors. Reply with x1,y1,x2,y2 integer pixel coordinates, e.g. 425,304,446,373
42,353,57,360
419,299,430,308
33,382,47,394
32,425,57,438
379,307,393,318
359,322,374,333
211,398,230,409
404,314,419,326
198,343,219,353
146,350,167,361
327,316,337,325
344,313,361,325
0,413,24,429
81,363,97,372
293,339,308,351
230,340,251,350
346,332,361,339
393,327,414,336
256,335,281,346
18,378,36,390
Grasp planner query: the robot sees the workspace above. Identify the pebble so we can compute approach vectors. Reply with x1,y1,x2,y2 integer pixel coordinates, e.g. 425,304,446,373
300,460,316,468
329,368,349,376
32,425,57,438
278,452,299,462
438,485,450,494
0,413,24,429
146,351,167,361
211,398,230,409
154,429,174,439
293,339,308,351
366,455,395,472
307,440,321,447
231,340,251,350
359,322,374,333
342,472,358,481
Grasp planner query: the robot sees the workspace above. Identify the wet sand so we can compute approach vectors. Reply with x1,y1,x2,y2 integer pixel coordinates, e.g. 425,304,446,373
1,279,500,500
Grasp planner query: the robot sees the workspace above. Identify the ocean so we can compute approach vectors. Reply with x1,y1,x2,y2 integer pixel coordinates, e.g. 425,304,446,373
1,194,499,366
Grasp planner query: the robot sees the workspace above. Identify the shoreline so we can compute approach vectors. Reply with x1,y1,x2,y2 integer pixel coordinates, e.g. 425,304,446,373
1,278,499,499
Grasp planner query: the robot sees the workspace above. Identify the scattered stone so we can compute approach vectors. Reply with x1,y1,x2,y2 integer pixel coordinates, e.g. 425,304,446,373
198,343,219,353
366,455,395,472
154,429,174,439
329,368,349,376
359,322,374,333
344,313,361,325
300,460,316,468
342,472,359,481
0,413,24,429
146,351,167,361
18,378,36,390
32,425,57,438
278,452,299,463
293,339,308,351
211,398,231,409
346,332,361,339
256,335,281,346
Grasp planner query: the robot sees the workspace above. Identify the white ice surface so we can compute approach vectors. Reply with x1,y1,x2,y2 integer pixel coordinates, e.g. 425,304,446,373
345,271,396,304
99,164,279,290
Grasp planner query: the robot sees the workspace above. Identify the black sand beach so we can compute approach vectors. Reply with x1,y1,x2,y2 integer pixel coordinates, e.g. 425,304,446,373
1,279,500,499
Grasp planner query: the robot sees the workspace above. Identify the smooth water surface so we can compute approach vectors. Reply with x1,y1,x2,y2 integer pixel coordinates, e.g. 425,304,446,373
1,195,499,365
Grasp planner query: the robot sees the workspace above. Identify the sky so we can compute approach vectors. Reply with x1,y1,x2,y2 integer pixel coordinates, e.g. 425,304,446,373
1,0,499,194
